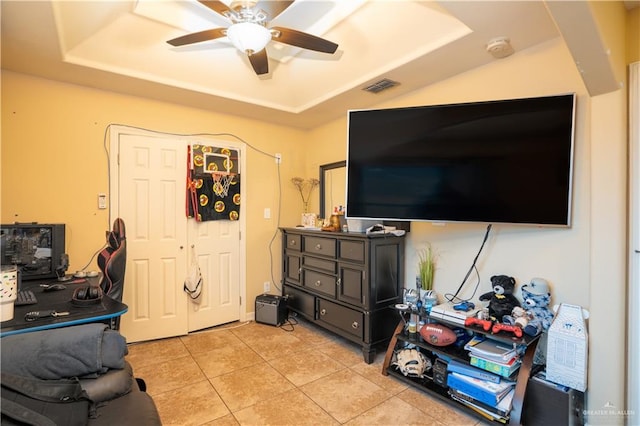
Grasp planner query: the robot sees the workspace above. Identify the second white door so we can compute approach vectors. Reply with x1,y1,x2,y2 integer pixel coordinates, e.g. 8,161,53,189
114,130,241,342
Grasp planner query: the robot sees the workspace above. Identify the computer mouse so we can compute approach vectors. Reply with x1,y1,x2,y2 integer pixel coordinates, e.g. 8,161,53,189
43,284,67,292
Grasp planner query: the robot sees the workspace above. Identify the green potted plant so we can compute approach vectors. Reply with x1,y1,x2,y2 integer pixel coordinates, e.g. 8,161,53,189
417,244,438,306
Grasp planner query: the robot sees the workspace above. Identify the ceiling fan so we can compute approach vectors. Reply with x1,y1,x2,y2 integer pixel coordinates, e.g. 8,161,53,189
167,0,339,75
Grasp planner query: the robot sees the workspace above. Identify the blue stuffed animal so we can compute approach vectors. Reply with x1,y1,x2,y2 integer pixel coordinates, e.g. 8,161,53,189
521,277,554,336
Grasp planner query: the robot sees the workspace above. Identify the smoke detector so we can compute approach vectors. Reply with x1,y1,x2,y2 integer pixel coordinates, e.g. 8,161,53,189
486,37,514,59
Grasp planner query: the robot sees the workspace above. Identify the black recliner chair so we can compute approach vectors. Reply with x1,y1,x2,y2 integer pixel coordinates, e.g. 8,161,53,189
97,218,126,329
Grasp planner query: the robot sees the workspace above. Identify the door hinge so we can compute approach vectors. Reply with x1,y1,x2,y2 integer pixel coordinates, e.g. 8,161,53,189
239,296,242,305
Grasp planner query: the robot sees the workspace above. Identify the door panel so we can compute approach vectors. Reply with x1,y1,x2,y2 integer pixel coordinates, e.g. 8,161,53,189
338,266,365,306
118,135,189,342
187,219,240,332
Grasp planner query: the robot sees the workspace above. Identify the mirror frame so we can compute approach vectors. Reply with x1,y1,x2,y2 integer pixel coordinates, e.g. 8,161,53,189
319,160,346,219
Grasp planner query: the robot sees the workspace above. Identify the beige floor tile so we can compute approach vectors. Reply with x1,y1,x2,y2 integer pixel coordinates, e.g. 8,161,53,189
135,354,207,396
181,328,247,355
233,389,339,426
288,318,338,347
152,380,230,426
268,347,345,387
193,343,264,378
344,396,444,425
317,338,364,367
349,359,409,394
128,320,483,426
300,369,390,423
229,321,283,342
210,362,295,411
126,336,189,369
202,413,240,426
231,323,310,360
397,387,479,426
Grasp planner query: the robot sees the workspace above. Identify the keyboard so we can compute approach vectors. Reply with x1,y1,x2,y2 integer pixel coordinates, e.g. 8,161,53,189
15,290,38,306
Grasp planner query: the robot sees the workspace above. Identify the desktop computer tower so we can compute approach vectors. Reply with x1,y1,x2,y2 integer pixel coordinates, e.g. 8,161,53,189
255,294,287,326
522,373,585,426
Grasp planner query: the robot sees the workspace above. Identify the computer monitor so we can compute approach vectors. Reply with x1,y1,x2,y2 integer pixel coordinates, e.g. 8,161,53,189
1,223,66,281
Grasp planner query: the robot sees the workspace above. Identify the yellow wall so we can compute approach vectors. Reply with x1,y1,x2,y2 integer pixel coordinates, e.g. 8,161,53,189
0,72,307,308
628,7,640,63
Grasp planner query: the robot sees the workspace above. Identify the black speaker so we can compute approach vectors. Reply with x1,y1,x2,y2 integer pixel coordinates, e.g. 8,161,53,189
255,294,287,326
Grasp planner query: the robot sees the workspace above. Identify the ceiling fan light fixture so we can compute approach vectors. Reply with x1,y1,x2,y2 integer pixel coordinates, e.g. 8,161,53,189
227,22,271,54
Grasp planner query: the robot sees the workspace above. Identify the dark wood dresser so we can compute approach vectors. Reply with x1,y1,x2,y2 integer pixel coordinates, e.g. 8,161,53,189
280,227,405,363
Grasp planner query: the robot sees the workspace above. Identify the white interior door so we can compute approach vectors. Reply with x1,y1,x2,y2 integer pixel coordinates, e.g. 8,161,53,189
117,133,189,342
112,129,243,342
187,219,240,332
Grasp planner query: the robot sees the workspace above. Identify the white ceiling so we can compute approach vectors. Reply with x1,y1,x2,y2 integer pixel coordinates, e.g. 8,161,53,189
0,1,615,129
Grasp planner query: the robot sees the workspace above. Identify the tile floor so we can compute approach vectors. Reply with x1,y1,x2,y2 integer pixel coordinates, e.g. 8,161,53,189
126,317,482,426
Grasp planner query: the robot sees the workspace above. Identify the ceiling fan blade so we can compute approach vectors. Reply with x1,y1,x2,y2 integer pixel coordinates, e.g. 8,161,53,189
167,28,226,47
198,0,233,17
256,1,294,20
270,27,338,54
248,49,269,75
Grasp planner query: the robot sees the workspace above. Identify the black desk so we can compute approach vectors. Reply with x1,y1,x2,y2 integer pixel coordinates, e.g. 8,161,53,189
0,278,128,337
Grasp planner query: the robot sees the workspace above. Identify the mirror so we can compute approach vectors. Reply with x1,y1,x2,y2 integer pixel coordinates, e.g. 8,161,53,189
319,161,346,220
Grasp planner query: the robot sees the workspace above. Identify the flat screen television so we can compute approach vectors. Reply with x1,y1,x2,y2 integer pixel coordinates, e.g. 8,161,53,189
346,93,576,226
1,223,66,281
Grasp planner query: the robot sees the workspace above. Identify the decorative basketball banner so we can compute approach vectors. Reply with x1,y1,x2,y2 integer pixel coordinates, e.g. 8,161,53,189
187,144,241,222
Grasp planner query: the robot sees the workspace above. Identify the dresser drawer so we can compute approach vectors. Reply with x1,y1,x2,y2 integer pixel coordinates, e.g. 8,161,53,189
303,269,336,298
339,239,365,263
283,285,315,318
317,299,364,340
303,256,336,273
286,234,302,251
303,236,336,258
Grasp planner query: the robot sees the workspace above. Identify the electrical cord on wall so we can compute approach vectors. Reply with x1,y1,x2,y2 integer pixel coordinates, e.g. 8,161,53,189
443,224,493,304
102,123,284,292
269,161,283,293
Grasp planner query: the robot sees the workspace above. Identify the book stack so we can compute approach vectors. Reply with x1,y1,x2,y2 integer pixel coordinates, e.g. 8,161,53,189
465,337,522,378
446,360,515,423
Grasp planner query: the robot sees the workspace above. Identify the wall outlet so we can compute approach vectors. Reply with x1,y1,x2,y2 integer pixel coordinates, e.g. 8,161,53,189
275,153,282,164
263,281,270,293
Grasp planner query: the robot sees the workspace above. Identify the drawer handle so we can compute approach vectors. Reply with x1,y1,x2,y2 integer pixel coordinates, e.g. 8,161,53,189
352,321,359,329
315,243,322,250
290,240,297,246
336,278,341,287
315,280,322,287
320,308,327,316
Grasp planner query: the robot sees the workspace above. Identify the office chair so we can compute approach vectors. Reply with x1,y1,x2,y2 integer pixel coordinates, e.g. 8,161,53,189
97,218,126,329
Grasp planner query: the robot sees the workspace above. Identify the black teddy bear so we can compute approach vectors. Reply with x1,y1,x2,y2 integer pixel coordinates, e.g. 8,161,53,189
479,275,521,322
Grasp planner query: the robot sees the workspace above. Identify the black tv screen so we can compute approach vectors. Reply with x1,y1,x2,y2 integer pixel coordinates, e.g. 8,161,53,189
346,94,576,226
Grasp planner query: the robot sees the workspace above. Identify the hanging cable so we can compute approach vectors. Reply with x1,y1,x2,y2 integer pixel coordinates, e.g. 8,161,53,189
444,224,492,303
